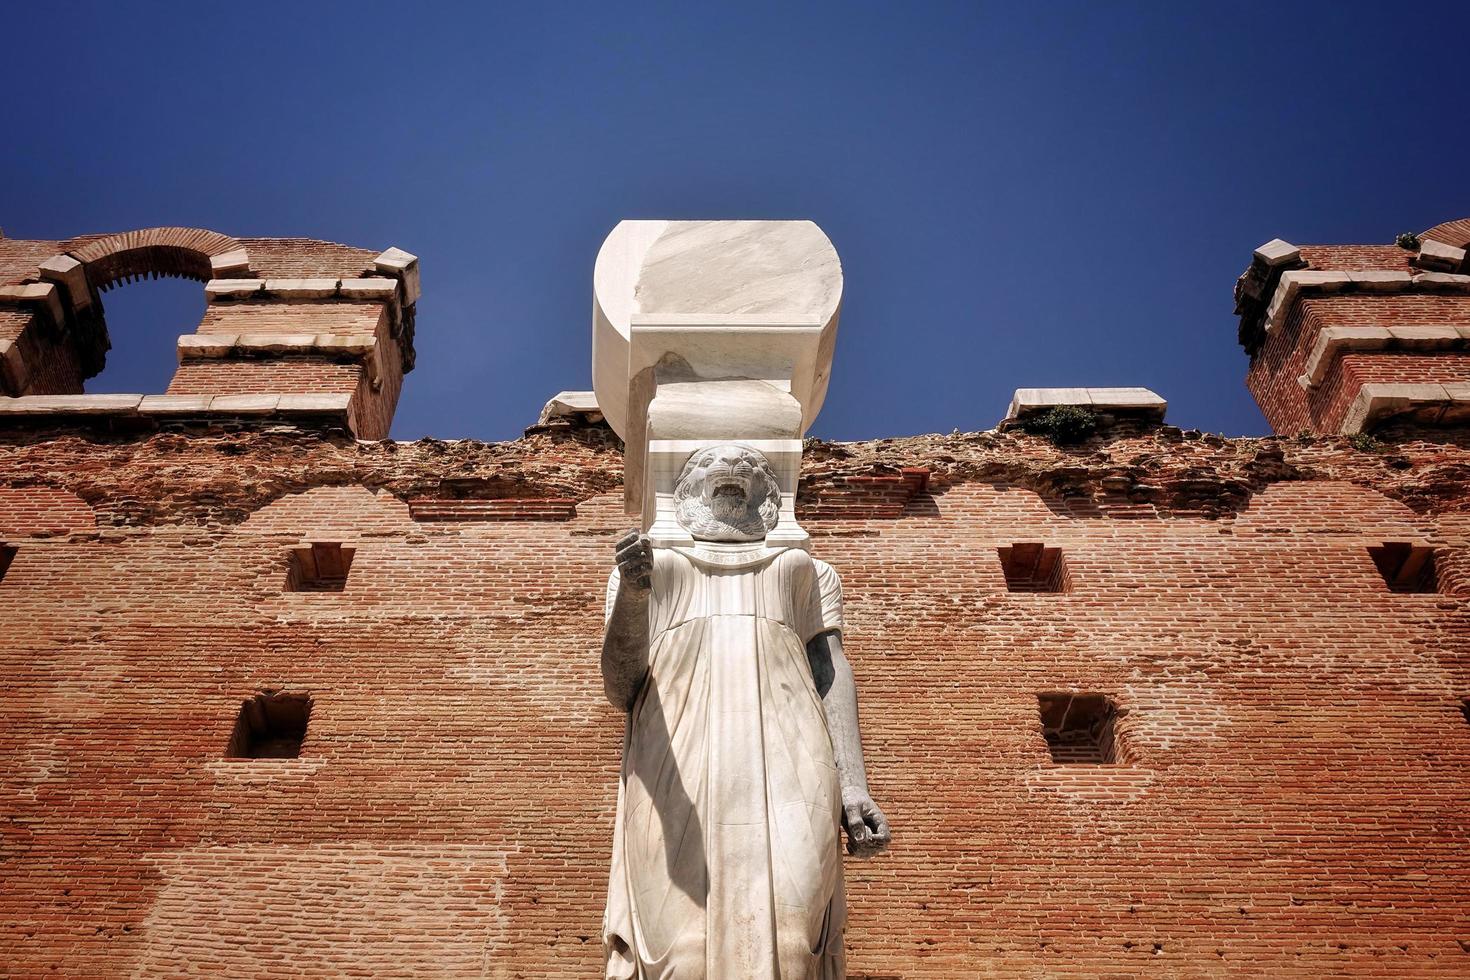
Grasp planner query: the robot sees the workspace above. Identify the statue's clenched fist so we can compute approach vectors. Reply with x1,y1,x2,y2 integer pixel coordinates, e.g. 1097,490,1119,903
615,529,652,591
842,786,892,857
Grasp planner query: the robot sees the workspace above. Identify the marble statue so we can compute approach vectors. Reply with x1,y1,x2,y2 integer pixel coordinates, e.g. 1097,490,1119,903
601,443,890,979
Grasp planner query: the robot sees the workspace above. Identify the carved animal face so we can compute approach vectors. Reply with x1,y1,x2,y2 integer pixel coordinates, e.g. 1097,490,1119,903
673,444,781,542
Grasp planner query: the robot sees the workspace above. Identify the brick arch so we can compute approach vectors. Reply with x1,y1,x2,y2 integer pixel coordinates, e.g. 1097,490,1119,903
66,227,245,291
1420,218,1470,249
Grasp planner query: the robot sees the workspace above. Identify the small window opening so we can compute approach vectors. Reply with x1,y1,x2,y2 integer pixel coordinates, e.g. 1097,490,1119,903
286,542,355,592
999,543,1069,593
1460,699,1470,727
1037,692,1124,764
226,692,312,759
0,544,15,582
1368,542,1437,594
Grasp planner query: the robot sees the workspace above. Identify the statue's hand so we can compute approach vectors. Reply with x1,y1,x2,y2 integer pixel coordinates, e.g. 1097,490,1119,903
841,787,890,857
614,529,652,591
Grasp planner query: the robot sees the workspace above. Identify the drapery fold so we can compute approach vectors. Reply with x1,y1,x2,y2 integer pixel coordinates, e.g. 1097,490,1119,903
605,547,846,979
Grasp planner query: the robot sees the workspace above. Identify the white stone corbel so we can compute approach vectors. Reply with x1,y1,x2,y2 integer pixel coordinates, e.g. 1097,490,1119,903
0,283,66,327
1253,238,1301,268
1417,238,1467,273
209,248,251,277
37,254,91,310
374,247,421,306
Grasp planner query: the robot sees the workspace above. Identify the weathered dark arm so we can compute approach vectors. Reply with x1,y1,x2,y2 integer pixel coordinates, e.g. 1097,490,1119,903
602,530,652,711
806,630,890,856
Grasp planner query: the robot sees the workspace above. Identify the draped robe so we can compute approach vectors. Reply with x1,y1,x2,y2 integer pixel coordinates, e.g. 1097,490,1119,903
604,543,847,979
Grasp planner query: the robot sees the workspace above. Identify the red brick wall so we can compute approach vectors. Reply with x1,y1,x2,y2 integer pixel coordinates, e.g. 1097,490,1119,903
0,231,411,438
1246,291,1470,435
197,301,386,337
2,425,1468,977
0,309,88,395
166,361,367,395
178,302,404,440
349,316,404,442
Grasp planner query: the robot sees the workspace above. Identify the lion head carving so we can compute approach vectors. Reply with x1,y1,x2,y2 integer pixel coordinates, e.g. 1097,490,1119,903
673,443,782,542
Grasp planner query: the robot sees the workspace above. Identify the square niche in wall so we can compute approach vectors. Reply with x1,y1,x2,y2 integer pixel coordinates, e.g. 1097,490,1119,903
1037,692,1124,764
286,542,355,592
226,692,312,759
998,543,1069,593
1367,542,1437,594
0,544,15,582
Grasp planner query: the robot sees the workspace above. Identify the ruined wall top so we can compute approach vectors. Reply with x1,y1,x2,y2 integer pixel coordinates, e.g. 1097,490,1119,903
0,227,419,439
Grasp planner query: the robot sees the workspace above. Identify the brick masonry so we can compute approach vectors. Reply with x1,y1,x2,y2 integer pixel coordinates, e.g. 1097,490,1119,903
1,219,1469,977
0,228,416,439
1,419,1468,977
1241,222,1470,435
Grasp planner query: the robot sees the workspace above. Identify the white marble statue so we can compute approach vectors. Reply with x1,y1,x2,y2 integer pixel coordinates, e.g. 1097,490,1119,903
601,443,890,979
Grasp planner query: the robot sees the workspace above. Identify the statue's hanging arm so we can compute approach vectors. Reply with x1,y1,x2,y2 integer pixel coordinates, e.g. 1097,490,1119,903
807,628,890,855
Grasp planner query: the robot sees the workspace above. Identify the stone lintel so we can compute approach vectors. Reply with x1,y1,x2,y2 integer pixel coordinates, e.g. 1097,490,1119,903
1005,387,1167,423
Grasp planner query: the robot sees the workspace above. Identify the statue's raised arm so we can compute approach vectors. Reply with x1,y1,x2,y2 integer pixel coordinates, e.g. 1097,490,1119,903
601,529,651,711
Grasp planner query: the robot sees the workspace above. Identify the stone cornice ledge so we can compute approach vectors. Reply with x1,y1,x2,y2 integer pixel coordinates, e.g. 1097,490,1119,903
1264,270,1470,336
1299,325,1470,388
177,333,382,387
205,248,418,373
204,278,400,302
0,392,353,424
1340,382,1470,434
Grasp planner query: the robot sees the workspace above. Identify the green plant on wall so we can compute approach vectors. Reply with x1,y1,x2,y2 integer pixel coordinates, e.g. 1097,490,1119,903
1349,432,1385,453
1020,405,1100,445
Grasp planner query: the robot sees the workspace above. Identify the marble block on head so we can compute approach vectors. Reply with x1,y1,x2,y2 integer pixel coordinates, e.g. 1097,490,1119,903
592,220,843,440
592,219,844,519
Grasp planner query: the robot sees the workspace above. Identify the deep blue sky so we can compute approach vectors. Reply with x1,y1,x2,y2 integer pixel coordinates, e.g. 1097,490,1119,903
4,2,1468,440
